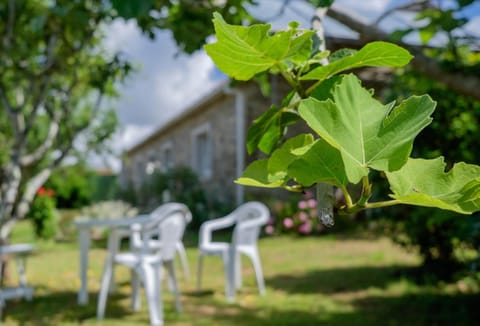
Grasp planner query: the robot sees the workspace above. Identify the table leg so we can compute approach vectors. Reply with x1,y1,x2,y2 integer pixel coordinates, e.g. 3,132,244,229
78,227,90,305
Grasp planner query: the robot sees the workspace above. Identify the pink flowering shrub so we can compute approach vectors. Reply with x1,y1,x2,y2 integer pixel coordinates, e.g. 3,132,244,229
263,190,325,236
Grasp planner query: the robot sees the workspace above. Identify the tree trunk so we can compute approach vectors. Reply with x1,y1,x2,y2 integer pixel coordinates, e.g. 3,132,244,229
312,6,336,226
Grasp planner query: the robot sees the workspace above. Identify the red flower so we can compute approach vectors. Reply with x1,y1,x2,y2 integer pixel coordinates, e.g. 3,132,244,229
37,187,54,197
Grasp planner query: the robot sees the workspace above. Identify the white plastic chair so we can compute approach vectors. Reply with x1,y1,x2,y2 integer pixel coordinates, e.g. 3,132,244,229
119,202,192,280
197,201,270,302
97,203,191,326
0,244,34,318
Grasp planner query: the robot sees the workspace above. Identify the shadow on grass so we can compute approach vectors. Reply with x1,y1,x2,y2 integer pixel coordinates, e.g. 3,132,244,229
2,289,130,325
348,292,480,326
181,291,480,326
266,265,415,294
4,282,480,326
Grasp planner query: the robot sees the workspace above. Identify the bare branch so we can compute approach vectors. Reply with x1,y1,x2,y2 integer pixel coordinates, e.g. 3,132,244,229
21,75,52,137
327,5,480,102
0,84,21,134
19,112,60,167
373,0,432,26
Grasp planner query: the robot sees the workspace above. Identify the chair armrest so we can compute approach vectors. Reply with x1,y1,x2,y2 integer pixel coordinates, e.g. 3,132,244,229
199,214,236,247
0,244,34,255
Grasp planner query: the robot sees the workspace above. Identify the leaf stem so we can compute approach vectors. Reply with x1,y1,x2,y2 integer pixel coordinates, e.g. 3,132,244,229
280,68,297,90
357,175,372,206
305,79,323,96
338,184,353,208
364,199,402,209
340,199,401,214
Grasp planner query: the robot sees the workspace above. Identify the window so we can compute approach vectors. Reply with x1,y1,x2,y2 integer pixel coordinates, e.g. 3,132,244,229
134,158,144,187
160,142,174,172
191,123,212,180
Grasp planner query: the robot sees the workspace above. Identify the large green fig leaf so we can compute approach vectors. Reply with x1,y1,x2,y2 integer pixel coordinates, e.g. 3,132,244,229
298,74,436,183
301,41,413,81
205,12,314,80
386,157,480,214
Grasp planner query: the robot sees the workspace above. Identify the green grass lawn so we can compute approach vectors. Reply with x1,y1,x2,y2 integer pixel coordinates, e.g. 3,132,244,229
2,221,480,325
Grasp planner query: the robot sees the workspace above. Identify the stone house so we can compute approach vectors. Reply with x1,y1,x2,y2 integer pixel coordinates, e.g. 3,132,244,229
120,79,273,206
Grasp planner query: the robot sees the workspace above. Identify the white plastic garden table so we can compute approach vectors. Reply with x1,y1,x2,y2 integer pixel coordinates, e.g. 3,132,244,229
73,214,150,305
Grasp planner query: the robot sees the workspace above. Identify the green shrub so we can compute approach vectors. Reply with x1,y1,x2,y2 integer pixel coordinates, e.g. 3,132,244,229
28,187,58,240
376,70,480,279
46,164,95,209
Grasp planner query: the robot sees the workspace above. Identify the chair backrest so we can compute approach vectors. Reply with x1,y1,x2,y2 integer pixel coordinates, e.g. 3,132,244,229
157,206,189,261
232,202,270,246
136,203,191,257
143,202,192,231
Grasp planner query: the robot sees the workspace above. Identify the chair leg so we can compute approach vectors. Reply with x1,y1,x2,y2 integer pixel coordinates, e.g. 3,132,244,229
164,260,182,313
97,259,114,319
176,242,189,280
142,263,163,326
249,249,266,296
224,249,235,303
16,255,33,301
196,253,204,291
235,252,242,289
131,269,141,311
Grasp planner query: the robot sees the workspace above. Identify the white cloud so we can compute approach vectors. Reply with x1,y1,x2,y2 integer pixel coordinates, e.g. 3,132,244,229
99,19,224,172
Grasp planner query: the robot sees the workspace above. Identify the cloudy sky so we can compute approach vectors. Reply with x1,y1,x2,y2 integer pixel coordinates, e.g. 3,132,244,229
98,0,480,171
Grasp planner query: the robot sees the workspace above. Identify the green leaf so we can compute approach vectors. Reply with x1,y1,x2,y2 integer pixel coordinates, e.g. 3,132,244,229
329,48,357,62
301,42,413,81
112,0,153,19
298,74,436,183
246,105,282,155
386,157,480,214
205,12,314,80
268,134,315,180
309,0,335,7
246,104,301,155
310,75,342,101
389,28,414,42
419,25,437,45
288,138,349,187
235,159,285,188
237,134,315,189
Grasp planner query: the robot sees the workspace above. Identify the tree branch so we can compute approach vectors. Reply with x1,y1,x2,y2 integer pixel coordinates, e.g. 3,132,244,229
326,5,480,101
19,110,60,167
373,0,431,26
0,84,23,136
14,168,53,222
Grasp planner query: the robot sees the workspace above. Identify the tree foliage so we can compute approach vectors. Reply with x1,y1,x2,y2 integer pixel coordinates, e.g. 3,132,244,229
0,0,131,236
111,0,257,54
